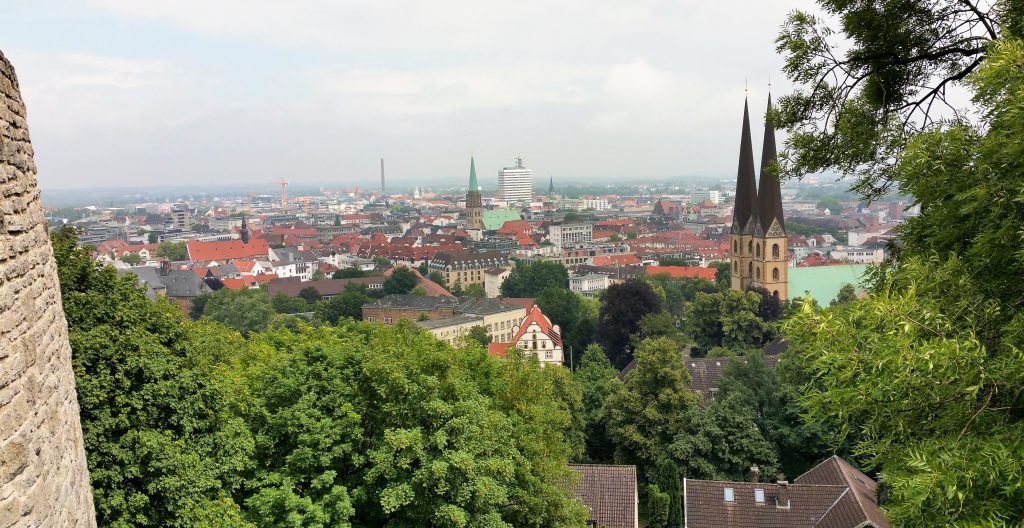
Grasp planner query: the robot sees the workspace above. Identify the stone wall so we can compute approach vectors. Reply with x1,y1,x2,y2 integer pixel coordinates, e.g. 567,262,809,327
0,51,97,527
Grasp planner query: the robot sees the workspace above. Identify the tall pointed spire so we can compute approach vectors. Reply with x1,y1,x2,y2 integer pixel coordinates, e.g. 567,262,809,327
757,93,785,232
731,97,758,234
548,175,554,197
469,156,479,191
240,214,250,245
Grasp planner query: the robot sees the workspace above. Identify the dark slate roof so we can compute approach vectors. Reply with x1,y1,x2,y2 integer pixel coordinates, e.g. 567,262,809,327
267,276,384,298
163,269,210,298
757,94,785,232
363,294,460,310
795,456,889,528
430,249,509,269
454,297,524,316
569,464,638,528
416,314,484,330
684,479,849,528
118,267,164,301
732,97,758,235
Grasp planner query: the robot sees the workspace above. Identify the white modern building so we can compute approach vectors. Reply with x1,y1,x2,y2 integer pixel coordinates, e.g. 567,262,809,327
690,190,721,204
549,223,593,247
582,198,610,211
570,273,609,298
498,157,533,203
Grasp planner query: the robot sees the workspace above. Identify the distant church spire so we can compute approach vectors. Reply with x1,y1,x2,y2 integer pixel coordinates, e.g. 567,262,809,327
731,97,758,235
548,175,554,198
469,156,479,191
757,93,785,232
240,214,250,245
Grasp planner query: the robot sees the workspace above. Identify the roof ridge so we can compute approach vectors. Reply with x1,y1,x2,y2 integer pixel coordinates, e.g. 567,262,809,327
813,486,851,527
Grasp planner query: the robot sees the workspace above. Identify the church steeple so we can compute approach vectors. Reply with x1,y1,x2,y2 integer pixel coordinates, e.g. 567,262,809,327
469,156,479,191
731,98,758,235
757,94,785,233
240,214,250,245
466,156,484,230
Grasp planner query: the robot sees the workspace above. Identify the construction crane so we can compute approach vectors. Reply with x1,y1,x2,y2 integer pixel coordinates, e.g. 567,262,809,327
298,197,313,215
277,178,289,211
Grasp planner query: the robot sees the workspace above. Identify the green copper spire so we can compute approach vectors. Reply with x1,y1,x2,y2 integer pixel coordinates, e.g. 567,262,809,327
469,156,478,191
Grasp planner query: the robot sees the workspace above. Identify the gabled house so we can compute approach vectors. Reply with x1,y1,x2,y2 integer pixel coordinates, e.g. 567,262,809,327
570,464,639,528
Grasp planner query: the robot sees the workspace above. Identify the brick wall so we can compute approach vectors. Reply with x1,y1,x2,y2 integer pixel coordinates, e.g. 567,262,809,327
0,50,97,527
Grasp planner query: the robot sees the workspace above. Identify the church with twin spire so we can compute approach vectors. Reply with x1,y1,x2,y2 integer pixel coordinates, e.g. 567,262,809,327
730,95,788,300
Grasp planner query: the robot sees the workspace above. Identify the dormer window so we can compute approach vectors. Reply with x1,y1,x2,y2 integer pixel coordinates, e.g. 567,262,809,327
754,489,765,503
724,488,734,502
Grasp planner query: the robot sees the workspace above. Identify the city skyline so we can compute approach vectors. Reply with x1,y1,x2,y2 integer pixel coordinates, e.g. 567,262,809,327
4,0,816,190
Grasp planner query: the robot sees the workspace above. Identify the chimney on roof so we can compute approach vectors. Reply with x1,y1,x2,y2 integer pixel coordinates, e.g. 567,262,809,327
776,481,790,509
751,465,760,484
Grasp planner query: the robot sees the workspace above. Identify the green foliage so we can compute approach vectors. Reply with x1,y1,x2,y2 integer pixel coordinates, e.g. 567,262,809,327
603,338,700,521
711,261,731,290
597,280,662,368
633,312,687,351
332,267,367,279
644,484,669,528
684,290,769,352
271,292,309,315
774,0,1011,199
815,198,843,215
156,241,188,261
409,286,427,296
466,325,492,347
500,260,569,297
645,274,716,318
314,285,372,325
121,252,142,265
573,345,618,463
238,322,589,526
462,283,485,298
427,270,446,288
417,261,428,275
298,286,323,305
52,228,254,527
382,267,418,295
830,283,858,307
311,269,326,281
784,257,1024,526
201,288,275,335
536,287,597,363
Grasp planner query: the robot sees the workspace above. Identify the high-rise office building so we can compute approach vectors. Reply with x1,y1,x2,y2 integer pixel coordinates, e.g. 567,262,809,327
498,157,533,203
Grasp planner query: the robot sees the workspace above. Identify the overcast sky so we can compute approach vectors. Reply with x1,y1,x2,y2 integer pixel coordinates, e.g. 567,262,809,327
3,0,819,191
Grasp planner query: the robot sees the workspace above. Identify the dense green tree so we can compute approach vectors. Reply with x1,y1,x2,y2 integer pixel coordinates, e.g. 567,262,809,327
298,286,323,305
311,269,326,281
332,267,367,279
815,198,843,215
382,267,418,295
156,241,188,261
684,290,769,352
746,285,784,322
774,0,1019,200
466,325,492,347
669,396,779,481
314,285,372,325
427,270,446,288
236,322,589,526
201,288,275,335
409,286,427,296
52,228,253,527
573,344,618,463
645,274,716,318
603,338,701,524
417,261,428,276
644,484,669,528
830,283,858,307
785,257,1024,526
597,280,662,368
271,292,309,314
462,283,485,298
633,312,687,350
121,253,142,265
711,261,731,290
500,260,569,297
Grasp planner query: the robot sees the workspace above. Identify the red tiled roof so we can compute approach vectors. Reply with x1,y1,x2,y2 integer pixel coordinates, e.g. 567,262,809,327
591,254,641,267
645,266,717,281
511,305,562,348
233,260,259,273
497,220,532,235
570,464,638,528
488,342,512,359
383,266,452,297
186,238,269,262
497,297,536,311
220,274,278,289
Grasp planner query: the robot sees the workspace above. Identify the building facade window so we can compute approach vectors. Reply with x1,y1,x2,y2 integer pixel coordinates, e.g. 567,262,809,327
772,243,780,258
772,267,779,280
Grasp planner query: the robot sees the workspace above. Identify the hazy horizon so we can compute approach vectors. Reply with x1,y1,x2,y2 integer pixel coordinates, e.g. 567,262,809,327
6,0,817,190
